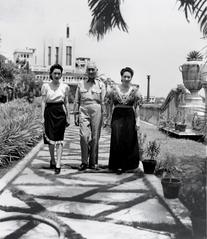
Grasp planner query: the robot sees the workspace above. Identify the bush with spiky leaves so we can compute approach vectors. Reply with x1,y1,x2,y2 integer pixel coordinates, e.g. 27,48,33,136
187,50,203,61
0,98,42,167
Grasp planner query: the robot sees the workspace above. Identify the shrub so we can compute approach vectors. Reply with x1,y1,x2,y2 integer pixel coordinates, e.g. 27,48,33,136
186,50,203,61
179,158,206,218
144,140,160,161
0,99,42,167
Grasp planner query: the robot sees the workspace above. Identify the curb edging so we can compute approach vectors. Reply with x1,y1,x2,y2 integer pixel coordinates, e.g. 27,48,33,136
143,174,192,232
0,140,43,194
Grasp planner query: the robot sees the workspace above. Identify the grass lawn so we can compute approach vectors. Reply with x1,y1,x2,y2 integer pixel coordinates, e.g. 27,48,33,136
140,121,206,160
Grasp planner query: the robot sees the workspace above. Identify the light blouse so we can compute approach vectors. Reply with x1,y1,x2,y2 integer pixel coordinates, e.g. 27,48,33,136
41,82,69,103
106,84,142,106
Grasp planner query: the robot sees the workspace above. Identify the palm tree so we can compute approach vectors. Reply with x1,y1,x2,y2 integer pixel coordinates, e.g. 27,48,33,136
88,0,207,40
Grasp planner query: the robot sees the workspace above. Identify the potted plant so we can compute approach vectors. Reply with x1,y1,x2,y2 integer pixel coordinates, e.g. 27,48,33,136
174,120,186,132
186,50,203,61
174,111,187,132
159,154,182,199
142,140,160,174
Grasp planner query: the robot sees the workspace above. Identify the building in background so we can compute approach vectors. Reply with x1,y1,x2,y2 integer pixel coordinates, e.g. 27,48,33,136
11,25,102,100
42,25,75,73
32,25,91,86
13,48,36,69
75,57,90,73
143,96,156,103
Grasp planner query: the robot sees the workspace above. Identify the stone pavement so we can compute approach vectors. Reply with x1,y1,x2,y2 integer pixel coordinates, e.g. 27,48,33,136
0,121,192,239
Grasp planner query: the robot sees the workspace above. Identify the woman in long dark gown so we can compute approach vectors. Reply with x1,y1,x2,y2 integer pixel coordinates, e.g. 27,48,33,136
106,67,142,174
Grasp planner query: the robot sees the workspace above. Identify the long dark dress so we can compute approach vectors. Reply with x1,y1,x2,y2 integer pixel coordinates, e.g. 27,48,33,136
108,86,141,171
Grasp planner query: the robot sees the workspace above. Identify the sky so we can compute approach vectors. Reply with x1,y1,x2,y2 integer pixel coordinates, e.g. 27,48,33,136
0,0,206,97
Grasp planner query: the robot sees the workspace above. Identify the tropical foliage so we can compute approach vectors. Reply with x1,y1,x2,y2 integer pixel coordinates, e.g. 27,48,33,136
88,0,207,39
88,0,128,40
178,0,207,37
0,98,42,167
0,55,17,84
186,50,203,61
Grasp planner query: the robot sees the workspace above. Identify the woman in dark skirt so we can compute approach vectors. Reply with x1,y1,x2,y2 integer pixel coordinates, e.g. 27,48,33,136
106,67,142,174
41,64,70,174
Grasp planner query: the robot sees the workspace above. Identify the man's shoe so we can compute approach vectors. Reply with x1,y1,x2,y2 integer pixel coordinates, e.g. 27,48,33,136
89,165,96,170
89,164,99,170
79,163,88,171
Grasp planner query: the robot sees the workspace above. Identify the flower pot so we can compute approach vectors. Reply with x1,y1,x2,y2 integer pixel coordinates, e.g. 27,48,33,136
191,214,206,239
142,159,157,174
161,177,181,199
175,124,186,132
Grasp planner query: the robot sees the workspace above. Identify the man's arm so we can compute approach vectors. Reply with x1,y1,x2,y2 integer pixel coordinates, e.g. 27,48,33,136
73,85,80,126
64,85,70,126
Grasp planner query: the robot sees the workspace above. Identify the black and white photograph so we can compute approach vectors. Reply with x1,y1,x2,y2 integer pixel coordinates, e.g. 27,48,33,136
0,0,206,238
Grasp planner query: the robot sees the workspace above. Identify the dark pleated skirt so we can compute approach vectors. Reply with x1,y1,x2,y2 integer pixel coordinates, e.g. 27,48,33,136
108,106,140,170
44,102,66,144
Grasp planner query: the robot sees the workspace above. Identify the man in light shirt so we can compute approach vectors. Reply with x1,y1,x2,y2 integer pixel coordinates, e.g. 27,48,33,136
73,62,106,170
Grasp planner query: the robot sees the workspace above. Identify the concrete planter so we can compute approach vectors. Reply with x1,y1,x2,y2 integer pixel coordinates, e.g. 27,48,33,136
179,60,205,95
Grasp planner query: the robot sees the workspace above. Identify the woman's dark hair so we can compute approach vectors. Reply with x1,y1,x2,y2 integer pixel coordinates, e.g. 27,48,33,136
49,64,63,79
120,67,134,77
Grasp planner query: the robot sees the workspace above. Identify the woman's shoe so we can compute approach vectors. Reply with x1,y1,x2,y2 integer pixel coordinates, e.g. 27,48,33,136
55,167,61,174
50,161,56,169
116,168,123,175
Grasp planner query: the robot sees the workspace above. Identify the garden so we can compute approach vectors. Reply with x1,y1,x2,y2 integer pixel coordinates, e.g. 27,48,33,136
0,97,42,177
139,122,206,238
0,96,206,238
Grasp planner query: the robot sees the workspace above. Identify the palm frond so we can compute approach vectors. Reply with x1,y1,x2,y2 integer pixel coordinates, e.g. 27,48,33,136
88,0,128,40
178,0,207,37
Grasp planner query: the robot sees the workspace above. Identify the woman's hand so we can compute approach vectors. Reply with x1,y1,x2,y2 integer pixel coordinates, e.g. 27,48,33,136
74,114,79,126
135,116,140,131
65,120,70,127
135,125,140,131
103,117,111,128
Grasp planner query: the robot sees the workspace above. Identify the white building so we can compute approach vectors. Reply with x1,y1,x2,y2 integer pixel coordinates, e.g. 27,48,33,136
13,48,36,68
28,25,95,87
42,25,75,73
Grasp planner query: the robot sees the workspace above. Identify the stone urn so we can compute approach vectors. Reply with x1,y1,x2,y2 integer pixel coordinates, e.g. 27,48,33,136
179,60,207,97
178,51,206,130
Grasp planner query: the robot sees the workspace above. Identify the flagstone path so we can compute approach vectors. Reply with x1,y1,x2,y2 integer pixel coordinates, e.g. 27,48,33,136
0,121,192,239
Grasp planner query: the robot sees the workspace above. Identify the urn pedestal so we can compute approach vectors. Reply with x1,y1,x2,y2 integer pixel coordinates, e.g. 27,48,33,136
179,60,206,130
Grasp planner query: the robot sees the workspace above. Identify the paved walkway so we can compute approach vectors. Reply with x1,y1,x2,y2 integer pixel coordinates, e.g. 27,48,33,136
0,121,192,239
